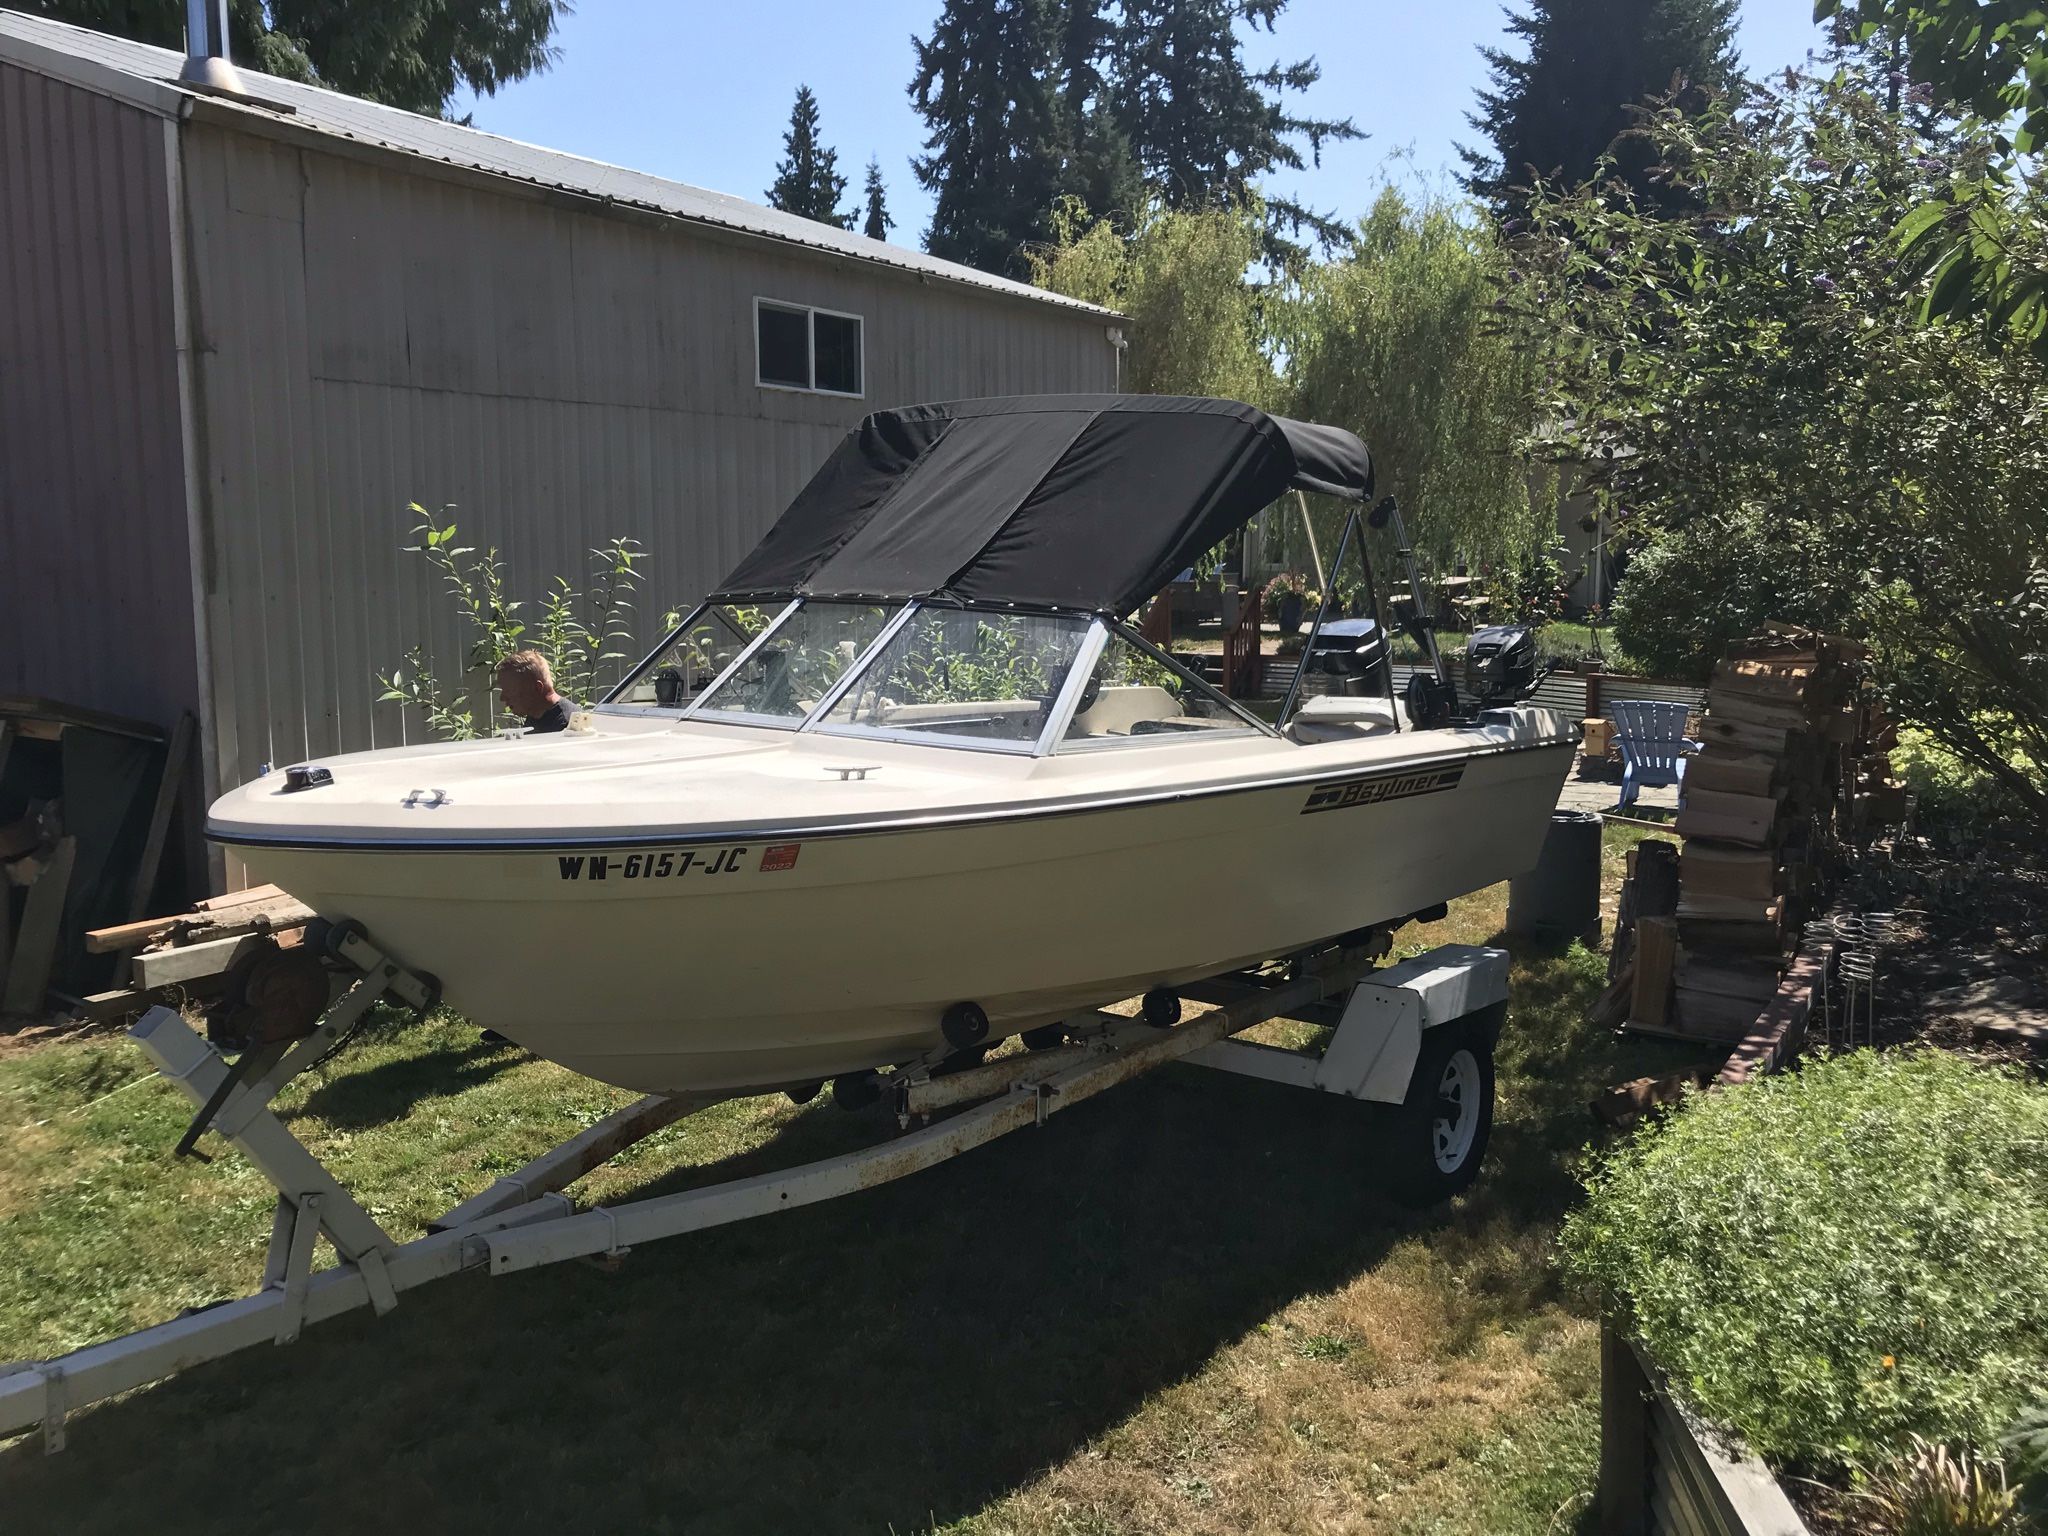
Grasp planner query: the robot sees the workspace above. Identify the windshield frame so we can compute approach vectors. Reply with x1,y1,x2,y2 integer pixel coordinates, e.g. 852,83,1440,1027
599,595,1284,753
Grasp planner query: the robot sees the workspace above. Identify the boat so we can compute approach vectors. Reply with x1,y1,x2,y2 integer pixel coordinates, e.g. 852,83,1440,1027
207,395,1574,1096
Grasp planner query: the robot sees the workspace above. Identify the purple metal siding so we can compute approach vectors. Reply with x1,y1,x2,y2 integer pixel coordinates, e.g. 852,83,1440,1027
0,62,198,728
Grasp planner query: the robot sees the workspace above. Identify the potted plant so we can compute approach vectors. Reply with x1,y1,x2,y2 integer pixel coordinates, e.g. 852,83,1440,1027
1266,572,1309,634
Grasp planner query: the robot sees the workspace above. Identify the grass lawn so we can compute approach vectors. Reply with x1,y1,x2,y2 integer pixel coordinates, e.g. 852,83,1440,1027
0,825,1714,1534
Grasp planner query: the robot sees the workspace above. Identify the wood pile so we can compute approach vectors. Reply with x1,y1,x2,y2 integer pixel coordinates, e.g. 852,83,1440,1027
1624,624,1904,1044
0,701,191,1022
73,884,316,1022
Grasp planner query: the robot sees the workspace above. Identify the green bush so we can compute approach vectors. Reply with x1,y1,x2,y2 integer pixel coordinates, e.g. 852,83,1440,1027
1561,1050,2048,1471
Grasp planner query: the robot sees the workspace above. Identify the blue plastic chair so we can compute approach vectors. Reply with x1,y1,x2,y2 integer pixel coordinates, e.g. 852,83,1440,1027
1612,700,1701,808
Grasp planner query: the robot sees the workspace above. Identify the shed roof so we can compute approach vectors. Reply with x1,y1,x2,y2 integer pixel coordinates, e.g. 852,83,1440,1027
0,9,1119,320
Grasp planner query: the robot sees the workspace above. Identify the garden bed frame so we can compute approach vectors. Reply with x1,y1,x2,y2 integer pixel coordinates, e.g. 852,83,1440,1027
1600,1320,1811,1536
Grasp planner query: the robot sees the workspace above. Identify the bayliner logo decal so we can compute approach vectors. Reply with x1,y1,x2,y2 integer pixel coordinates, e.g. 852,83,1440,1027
1302,763,1465,814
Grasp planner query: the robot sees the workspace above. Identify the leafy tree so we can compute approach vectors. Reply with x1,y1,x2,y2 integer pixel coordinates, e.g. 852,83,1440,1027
1816,0,2048,356
910,0,1071,275
1506,64,2048,832
860,156,893,241
1283,188,1555,576
1029,195,1275,404
1460,0,1739,212
1108,0,1361,262
25,0,564,117
766,85,852,229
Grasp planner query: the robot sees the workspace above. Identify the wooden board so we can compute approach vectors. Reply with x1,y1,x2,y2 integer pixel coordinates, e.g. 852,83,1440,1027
2,836,77,1014
1683,748,1780,799
1677,892,1784,923
1676,951,1782,1003
87,894,315,954
1678,914,1784,954
1680,844,1778,901
1677,787,1783,847
1696,715,1798,757
1669,987,1767,1043
111,711,195,988
1631,916,1677,1030
1705,689,1811,734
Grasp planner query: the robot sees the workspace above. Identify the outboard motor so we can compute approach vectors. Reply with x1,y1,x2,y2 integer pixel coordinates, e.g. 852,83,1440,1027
1464,623,1539,707
1300,617,1388,697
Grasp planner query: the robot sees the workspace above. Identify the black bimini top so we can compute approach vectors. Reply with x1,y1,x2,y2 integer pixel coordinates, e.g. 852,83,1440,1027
712,394,1372,616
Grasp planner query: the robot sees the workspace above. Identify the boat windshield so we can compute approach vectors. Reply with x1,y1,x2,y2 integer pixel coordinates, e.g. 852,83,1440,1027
817,610,1092,748
1055,629,1259,750
691,601,895,724
605,601,786,712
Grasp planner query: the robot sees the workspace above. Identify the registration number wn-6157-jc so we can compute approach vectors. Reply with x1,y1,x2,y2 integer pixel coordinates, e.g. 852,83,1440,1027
555,843,801,881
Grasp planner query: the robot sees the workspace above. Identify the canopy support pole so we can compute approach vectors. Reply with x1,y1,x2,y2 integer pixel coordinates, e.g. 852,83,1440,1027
1295,491,1327,592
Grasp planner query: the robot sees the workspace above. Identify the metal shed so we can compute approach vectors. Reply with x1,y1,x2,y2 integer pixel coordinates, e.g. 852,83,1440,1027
0,11,1122,882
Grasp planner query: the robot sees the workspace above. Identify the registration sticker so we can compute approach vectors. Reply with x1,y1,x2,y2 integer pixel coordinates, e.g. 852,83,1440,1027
759,844,801,872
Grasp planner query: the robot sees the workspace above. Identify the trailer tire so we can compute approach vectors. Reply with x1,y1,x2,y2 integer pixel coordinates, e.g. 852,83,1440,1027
1382,1020,1494,1207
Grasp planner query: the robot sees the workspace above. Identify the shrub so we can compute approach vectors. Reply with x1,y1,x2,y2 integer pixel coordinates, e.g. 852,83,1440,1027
1560,1050,2048,1471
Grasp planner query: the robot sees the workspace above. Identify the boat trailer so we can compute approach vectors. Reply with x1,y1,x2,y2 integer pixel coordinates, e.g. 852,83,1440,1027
0,923,1509,1452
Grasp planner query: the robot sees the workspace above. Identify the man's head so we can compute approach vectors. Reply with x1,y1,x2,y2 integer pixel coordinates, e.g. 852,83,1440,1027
496,650,560,719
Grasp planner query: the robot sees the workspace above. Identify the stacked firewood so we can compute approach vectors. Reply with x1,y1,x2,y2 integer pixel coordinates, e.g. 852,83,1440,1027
1639,625,1901,1041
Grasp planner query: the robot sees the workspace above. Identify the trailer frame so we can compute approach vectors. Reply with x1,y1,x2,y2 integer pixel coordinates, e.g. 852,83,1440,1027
0,926,1509,1452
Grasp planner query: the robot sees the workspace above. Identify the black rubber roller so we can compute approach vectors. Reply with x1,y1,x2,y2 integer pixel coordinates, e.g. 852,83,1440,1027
941,1000,990,1050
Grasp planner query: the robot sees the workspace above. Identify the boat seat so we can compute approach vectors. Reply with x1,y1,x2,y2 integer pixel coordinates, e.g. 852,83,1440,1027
1284,693,1409,743
1070,684,1183,737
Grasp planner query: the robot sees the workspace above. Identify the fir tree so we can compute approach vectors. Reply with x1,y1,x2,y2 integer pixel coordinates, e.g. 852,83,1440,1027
28,0,564,117
911,0,1071,275
1109,0,1362,261
1459,0,1740,213
767,85,853,229
861,157,894,241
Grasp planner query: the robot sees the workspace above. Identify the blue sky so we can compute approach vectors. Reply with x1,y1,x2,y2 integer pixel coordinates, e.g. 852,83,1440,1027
457,1,1829,243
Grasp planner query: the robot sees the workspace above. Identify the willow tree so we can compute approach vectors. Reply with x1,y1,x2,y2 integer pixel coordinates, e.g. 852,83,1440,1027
1284,188,1555,578
1029,196,1276,405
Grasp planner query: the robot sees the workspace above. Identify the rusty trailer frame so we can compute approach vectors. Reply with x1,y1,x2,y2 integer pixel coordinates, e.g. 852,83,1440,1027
0,930,1509,1452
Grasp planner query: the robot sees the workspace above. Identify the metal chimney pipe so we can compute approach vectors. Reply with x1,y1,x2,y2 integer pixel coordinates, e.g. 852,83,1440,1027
179,0,247,93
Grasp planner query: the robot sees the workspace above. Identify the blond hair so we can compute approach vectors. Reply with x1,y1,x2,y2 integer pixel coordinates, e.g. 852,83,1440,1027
497,649,555,687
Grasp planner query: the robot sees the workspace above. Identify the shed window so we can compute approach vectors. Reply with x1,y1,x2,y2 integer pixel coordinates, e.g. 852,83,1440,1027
755,299,863,397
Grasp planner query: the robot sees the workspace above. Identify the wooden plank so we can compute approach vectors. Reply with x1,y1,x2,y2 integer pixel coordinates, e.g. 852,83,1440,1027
111,711,195,987
1676,952,1782,1003
1669,988,1769,1043
1684,748,1780,799
88,896,315,955
2,836,76,1014
132,933,258,988
1677,893,1784,923
191,884,288,912
1681,845,1778,901
0,695,165,743
1631,916,1677,1030
1677,788,1781,849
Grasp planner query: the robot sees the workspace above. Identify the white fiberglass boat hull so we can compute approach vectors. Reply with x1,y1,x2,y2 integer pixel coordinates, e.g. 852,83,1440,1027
212,713,1574,1095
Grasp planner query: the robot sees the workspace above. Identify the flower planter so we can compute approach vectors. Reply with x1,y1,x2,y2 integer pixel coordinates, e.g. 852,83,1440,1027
1600,1320,1811,1536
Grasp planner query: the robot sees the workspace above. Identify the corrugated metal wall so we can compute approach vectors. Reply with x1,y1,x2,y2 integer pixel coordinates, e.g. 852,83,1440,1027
177,123,1117,790
0,63,198,726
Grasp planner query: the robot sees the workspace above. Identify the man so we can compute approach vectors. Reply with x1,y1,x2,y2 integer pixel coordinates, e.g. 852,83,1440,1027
496,650,575,734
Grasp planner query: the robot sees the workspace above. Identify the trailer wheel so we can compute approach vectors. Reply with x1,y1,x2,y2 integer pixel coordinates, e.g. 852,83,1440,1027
1383,1021,1494,1207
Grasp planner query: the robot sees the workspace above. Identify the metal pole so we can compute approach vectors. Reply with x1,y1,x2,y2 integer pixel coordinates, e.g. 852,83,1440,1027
1276,509,1360,731
1295,490,1327,593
